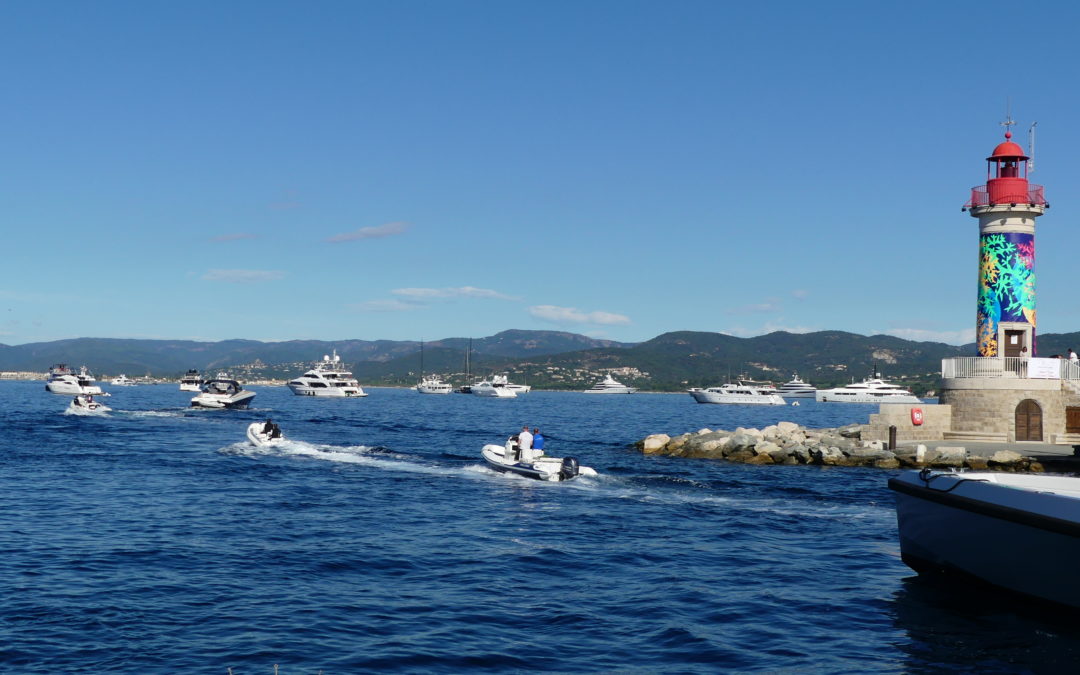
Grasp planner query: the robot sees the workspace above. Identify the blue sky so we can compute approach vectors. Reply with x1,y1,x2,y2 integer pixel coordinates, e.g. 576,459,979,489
3,0,1079,346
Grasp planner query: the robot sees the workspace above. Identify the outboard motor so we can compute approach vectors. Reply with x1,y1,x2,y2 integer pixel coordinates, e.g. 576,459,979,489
559,457,580,481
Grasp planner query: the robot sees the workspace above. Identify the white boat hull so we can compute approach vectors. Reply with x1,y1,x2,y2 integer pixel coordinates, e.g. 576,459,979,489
246,422,286,446
472,385,517,398
890,470,1080,609
776,389,816,398
416,385,453,394
481,443,596,481
46,380,104,396
288,384,367,397
816,392,921,403
584,387,636,394
180,383,202,392
191,389,257,409
688,389,785,405
66,397,111,414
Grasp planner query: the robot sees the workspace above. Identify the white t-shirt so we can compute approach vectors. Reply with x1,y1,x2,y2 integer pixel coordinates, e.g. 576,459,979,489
518,430,533,450
1070,351,1078,363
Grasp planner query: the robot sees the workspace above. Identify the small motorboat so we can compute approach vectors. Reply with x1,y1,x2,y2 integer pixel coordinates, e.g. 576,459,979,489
890,469,1080,609
481,438,597,482
191,374,256,409
68,394,111,413
246,421,286,446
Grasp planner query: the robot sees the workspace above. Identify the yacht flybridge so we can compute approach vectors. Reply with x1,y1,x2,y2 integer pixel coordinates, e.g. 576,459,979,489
287,350,367,397
815,376,920,403
584,374,636,394
45,364,105,396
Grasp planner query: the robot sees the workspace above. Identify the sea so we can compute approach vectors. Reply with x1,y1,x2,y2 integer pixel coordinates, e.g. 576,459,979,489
3,380,1080,674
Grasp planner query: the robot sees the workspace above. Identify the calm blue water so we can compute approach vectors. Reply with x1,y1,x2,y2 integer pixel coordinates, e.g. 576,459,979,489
3,381,1080,673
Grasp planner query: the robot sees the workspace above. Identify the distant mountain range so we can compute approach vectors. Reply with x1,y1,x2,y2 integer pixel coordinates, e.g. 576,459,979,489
8,328,1080,394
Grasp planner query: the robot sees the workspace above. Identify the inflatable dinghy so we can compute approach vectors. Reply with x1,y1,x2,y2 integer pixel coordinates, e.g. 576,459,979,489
481,438,597,482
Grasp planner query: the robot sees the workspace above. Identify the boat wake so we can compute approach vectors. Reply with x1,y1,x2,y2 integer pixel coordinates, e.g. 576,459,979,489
221,440,496,480
63,406,110,417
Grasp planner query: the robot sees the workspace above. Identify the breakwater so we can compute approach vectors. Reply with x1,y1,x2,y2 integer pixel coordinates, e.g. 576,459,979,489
637,422,1046,471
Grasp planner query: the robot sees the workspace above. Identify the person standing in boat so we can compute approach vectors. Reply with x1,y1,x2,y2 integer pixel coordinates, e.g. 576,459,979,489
531,428,545,456
517,426,533,461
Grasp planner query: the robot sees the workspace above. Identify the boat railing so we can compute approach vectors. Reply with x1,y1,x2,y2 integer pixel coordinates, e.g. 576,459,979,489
942,356,1080,380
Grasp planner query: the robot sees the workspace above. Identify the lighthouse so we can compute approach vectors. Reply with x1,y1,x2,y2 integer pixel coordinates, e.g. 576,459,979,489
965,123,1048,358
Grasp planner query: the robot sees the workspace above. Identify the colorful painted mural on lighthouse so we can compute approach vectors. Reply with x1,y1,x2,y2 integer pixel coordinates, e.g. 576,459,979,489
977,232,1035,356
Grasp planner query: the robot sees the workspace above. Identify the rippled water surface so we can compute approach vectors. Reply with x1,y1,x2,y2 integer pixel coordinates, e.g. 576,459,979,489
3,381,1080,673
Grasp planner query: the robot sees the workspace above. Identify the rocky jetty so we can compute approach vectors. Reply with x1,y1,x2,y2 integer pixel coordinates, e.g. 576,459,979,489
636,422,1044,472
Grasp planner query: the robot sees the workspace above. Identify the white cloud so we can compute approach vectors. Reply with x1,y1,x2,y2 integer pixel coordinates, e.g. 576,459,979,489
791,289,810,300
728,302,781,315
529,305,631,326
201,269,285,283
211,233,259,242
351,299,421,312
326,221,409,243
880,327,973,345
392,286,520,301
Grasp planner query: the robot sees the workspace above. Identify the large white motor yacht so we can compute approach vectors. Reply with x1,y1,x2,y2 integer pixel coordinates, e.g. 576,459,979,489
179,369,204,392
416,375,453,395
688,383,786,405
287,351,367,397
584,374,637,394
815,377,920,403
776,374,817,398
472,378,517,398
494,374,530,394
890,469,1080,609
190,374,256,409
45,364,105,396
110,374,137,386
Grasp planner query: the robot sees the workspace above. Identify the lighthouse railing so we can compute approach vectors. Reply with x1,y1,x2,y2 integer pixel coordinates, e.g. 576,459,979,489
966,184,1047,207
942,357,1080,380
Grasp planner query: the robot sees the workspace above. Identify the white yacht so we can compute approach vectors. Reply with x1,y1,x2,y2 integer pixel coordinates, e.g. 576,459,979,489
416,375,453,395
776,374,817,398
190,374,256,409
890,470,1080,610
688,383,786,405
494,374,530,395
815,377,920,403
472,378,517,398
414,341,453,394
584,374,637,394
110,374,137,386
45,364,105,396
179,369,203,392
287,351,367,398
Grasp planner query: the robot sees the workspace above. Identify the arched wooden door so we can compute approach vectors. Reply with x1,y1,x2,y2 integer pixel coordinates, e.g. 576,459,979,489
1015,399,1043,442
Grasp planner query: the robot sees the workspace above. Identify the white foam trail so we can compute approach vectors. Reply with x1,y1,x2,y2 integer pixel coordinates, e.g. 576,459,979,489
221,440,494,480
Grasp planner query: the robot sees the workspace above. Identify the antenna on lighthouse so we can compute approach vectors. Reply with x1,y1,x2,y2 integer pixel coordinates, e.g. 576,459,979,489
1028,121,1038,173
1000,97,1015,135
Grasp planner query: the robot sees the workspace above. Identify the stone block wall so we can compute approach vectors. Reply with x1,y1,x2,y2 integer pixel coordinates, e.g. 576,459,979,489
865,403,952,443
938,385,1080,441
